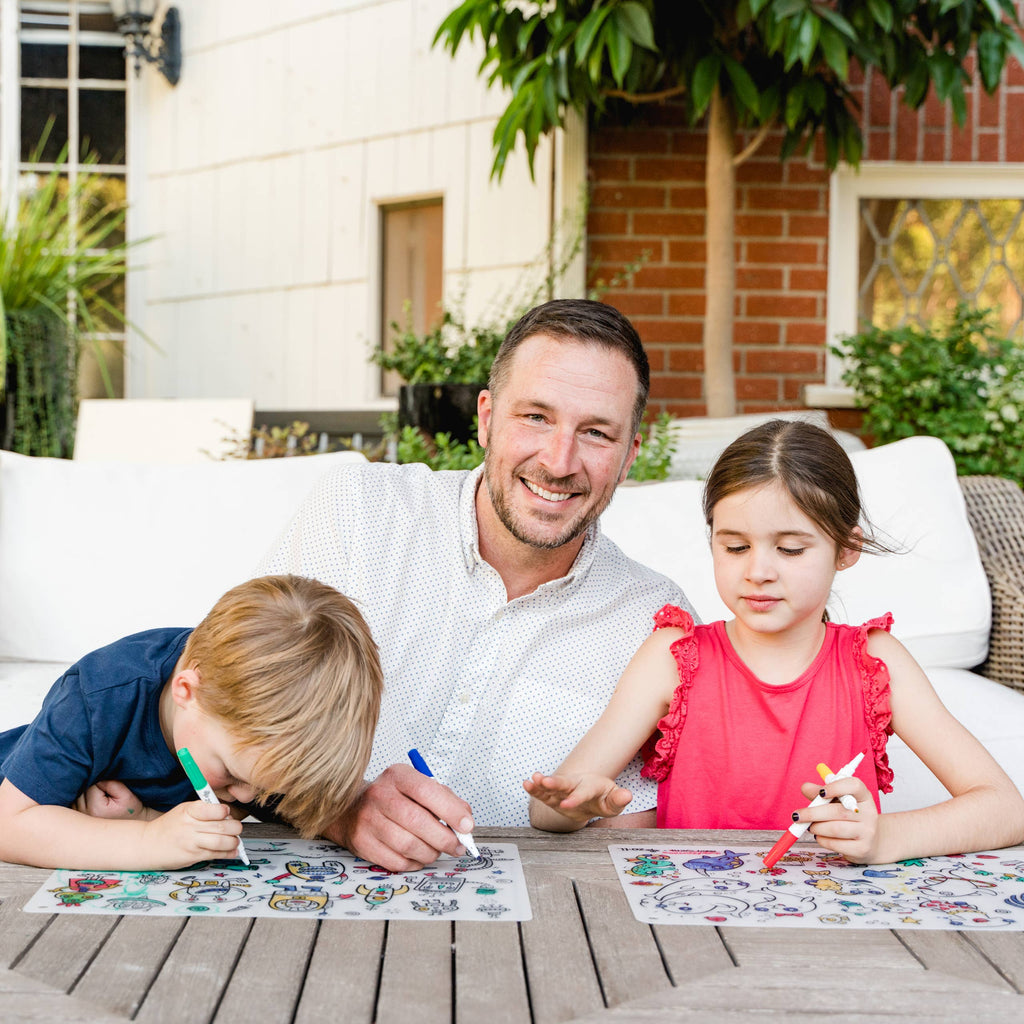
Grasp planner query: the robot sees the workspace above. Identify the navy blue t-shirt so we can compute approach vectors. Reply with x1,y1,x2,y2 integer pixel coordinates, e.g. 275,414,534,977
0,628,197,811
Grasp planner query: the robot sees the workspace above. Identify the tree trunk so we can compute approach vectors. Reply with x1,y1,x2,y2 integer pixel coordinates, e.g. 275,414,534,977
703,86,737,417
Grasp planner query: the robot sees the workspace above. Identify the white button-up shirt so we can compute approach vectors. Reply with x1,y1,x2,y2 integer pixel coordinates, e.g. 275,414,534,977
257,461,691,825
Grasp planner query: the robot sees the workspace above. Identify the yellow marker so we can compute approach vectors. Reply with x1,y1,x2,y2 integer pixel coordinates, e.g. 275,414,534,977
817,762,859,813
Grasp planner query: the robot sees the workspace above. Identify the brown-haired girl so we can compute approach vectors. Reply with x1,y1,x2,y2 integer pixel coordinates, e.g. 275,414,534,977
525,420,1024,863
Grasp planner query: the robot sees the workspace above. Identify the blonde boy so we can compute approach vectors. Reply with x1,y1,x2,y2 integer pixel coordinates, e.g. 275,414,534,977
0,575,382,870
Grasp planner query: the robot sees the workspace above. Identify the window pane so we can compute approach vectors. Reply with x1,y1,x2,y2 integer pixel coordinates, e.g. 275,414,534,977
21,87,68,160
21,42,68,79
79,89,125,164
79,42,125,80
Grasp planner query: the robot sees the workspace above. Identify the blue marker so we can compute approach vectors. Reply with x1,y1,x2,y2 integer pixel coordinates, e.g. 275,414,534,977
408,749,479,858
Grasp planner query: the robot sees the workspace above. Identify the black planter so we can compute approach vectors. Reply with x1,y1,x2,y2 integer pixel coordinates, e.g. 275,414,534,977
398,383,485,443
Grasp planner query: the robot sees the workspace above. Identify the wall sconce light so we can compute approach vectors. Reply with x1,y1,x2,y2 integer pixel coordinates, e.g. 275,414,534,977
109,1,182,86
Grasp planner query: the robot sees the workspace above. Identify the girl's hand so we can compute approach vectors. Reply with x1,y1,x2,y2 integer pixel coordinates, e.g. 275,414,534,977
141,800,245,868
75,780,149,820
524,771,633,822
795,777,882,863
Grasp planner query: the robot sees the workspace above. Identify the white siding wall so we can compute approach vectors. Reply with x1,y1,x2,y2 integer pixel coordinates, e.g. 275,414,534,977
125,0,584,411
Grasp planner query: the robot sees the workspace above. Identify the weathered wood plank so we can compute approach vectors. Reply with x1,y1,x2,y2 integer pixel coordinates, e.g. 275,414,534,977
375,921,451,1024
575,878,672,1008
898,929,1014,989
0,889,50,968
71,915,184,1017
520,868,605,1023
651,925,734,986
213,918,318,1023
721,924,920,971
0,966,126,1023
133,916,250,1024
15,914,119,992
454,921,529,1024
293,920,385,1024
966,932,1024,993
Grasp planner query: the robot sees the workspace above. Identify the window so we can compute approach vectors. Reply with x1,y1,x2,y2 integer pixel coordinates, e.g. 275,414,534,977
4,1,127,397
378,199,443,397
816,164,1024,404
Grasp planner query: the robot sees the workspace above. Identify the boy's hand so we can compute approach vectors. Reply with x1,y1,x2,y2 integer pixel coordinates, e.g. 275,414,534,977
143,800,245,868
75,780,147,820
524,771,633,822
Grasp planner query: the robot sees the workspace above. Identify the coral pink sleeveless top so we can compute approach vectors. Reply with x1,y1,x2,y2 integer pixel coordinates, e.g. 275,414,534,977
641,605,895,829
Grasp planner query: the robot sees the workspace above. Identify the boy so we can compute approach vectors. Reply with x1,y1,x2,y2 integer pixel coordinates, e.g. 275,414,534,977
0,575,382,870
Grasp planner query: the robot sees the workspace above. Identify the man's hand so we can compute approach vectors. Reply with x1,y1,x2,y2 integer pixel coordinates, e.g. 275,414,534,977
323,764,474,871
75,780,151,820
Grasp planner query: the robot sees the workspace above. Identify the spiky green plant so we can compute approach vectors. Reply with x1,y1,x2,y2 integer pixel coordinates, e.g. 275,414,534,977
0,132,140,454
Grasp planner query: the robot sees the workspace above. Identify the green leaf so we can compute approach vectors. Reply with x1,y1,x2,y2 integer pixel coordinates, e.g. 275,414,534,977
750,0,773,15
868,0,893,31
722,56,760,115
796,11,819,68
977,30,1005,92
573,5,613,66
819,25,849,79
607,23,634,86
614,2,656,51
929,53,958,102
785,83,806,129
772,0,806,17
692,53,721,119
814,5,856,41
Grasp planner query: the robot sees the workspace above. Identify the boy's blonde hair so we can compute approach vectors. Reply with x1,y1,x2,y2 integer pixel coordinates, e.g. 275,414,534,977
182,575,383,837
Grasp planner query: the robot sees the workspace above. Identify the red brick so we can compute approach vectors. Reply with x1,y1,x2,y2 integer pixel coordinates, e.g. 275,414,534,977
591,185,667,209
588,156,631,181
923,88,946,127
660,266,705,289
631,157,697,182
746,295,818,318
591,128,670,155
668,186,706,206
645,347,666,372
746,349,821,374
736,160,784,184
586,211,629,235
733,321,781,344
977,132,1001,161
746,187,821,211
666,293,708,317
631,317,692,343
650,376,703,399
745,241,821,264
788,214,828,238
788,268,827,292
735,213,784,236
736,267,783,290
663,400,707,418
785,321,827,345
977,87,1002,128
596,290,664,316
632,211,705,236
894,104,920,161
949,124,973,162
784,161,829,186
589,239,657,264
1007,107,1024,161
922,131,946,161
667,348,704,373
669,132,710,157
667,240,707,263
632,265,700,290
736,377,781,400
868,71,893,124
867,129,892,161
1008,60,1024,87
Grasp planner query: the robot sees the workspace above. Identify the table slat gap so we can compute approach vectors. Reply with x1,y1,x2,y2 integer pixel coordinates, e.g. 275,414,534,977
294,919,385,1024
965,932,1024,994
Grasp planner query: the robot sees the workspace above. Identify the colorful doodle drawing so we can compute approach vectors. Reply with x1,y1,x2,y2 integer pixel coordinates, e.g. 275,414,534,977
611,845,1024,930
24,840,532,922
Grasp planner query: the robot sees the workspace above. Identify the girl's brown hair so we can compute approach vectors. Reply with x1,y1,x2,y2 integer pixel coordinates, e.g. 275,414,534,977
182,575,383,837
702,419,892,557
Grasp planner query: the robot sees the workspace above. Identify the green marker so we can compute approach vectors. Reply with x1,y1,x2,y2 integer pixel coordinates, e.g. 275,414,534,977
177,747,250,864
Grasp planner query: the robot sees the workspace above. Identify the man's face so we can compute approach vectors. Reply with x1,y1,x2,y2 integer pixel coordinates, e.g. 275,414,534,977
477,334,641,551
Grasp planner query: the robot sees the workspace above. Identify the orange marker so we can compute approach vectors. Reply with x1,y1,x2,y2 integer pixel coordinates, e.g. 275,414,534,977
817,762,860,813
762,752,865,868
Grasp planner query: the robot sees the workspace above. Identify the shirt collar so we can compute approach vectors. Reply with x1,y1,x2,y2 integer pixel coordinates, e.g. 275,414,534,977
459,463,601,589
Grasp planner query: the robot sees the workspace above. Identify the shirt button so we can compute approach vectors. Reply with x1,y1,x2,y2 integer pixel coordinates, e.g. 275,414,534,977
458,692,472,704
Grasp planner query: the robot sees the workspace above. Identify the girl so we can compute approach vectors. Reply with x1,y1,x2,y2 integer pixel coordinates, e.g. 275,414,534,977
525,420,1024,863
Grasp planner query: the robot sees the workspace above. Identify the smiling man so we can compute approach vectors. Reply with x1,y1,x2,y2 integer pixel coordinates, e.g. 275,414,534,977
256,299,695,869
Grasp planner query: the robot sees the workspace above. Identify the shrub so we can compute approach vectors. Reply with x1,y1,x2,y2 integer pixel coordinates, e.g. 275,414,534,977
832,305,1024,485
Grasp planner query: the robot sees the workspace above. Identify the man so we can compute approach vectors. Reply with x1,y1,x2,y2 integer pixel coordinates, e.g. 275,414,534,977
257,299,694,868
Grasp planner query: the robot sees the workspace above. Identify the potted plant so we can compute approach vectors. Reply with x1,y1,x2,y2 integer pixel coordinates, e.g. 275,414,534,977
0,134,136,457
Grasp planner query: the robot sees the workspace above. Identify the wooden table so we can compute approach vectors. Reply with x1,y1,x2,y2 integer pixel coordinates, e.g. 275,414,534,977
2,824,1023,1022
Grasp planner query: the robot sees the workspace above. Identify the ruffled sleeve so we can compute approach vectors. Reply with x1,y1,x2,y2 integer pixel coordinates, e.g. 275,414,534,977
853,612,896,794
641,604,698,782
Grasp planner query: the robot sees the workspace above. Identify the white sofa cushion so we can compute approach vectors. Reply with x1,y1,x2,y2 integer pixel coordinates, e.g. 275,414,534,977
0,450,366,664
602,434,989,670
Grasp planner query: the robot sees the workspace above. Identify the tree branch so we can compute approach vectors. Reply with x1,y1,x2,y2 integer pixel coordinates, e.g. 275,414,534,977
732,122,773,167
603,83,688,104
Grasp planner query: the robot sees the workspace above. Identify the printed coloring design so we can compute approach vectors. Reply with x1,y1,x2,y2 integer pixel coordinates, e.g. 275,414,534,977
23,840,532,922
610,845,1024,929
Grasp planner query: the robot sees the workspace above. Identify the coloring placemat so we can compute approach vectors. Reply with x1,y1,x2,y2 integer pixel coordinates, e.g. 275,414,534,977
23,839,531,921
610,844,1024,929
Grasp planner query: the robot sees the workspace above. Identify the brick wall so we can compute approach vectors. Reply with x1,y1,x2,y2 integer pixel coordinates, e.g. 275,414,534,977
587,9,1024,421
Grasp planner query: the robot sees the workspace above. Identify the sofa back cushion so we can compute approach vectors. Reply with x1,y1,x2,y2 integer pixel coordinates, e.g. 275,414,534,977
0,450,365,664
601,434,989,670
